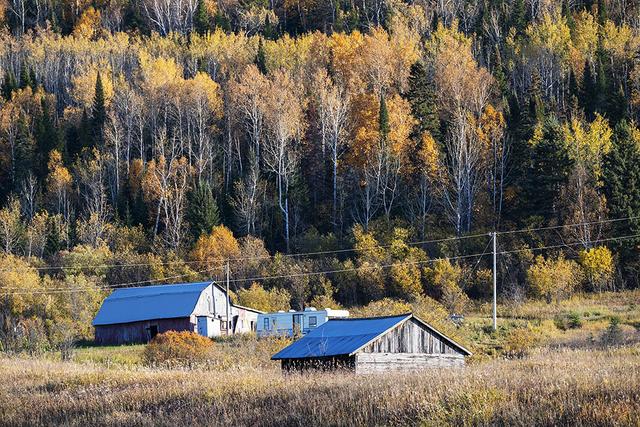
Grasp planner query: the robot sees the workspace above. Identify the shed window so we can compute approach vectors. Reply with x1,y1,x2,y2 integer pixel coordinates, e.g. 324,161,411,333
309,316,317,328
263,317,270,330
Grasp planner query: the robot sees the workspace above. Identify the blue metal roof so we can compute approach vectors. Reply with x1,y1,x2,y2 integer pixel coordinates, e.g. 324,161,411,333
271,314,411,359
92,282,211,326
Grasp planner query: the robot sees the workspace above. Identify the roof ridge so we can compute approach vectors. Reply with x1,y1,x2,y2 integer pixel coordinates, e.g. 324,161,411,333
327,313,412,321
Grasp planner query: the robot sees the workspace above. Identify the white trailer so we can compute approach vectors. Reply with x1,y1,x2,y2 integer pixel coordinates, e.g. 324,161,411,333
257,307,349,338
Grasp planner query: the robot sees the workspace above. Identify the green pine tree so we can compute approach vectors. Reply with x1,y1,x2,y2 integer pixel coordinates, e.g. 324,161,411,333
92,71,106,144
597,0,608,25
405,61,440,142
522,118,573,221
29,68,37,90
35,96,59,181
19,64,33,90
1,71,17,100
15,115,35,188
604,121,640,283
194,0,210,35
255,38,268,75
187,181,221,238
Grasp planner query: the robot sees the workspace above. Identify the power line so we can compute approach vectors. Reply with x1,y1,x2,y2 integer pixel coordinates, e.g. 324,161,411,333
4,231,640,296
498,233,640,256
496,215,640,236
0,252,492,295
1,215,638,274
0,233,490,273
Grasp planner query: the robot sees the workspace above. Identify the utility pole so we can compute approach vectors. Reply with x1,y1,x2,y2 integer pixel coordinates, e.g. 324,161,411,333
225,260,230,336
492,231,497,331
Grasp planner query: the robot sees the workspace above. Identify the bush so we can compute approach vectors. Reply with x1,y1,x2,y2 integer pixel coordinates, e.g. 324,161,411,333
143,331,213,367
502,327,539,359
600,316,624,348
553,311,583,331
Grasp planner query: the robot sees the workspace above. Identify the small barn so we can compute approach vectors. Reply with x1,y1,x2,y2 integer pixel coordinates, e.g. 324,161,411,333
92,281,262,345
271,313,471,373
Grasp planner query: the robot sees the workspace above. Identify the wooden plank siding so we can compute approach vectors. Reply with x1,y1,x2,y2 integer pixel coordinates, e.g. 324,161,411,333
95,317,194,345
355,353,464,373
359,318,459,355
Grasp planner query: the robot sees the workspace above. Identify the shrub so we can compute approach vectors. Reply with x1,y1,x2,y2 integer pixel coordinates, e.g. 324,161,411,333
600,316,624,348
143,331,213,367
502,327,539,359
553,311,582,331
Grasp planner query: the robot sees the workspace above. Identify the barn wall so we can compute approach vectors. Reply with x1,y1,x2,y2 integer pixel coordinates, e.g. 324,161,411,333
281,356,356,372
355,353,464,374
360,318,461,355
95,317,194,345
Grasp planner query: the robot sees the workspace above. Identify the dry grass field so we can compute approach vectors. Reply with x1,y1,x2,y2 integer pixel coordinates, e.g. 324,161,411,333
1,346,639,426
1,292,639,426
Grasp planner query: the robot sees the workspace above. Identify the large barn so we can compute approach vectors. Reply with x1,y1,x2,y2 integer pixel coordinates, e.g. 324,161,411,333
271,313,471,373
92,282,261,345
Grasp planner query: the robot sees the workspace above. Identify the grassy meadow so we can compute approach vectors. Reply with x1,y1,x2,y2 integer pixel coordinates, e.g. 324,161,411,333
1,291,639,426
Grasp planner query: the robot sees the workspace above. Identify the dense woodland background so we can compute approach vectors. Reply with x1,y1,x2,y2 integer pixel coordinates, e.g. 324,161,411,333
1,0,640,351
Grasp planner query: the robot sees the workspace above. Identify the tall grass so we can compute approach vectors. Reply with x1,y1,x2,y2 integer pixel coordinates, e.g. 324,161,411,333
1,346,639,426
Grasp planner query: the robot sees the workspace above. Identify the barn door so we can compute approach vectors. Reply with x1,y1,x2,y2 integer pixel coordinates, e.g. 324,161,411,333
197,317,208,337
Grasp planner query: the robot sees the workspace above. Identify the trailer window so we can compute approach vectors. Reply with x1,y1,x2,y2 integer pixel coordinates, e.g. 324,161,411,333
309,316,317,328
263,317,270,330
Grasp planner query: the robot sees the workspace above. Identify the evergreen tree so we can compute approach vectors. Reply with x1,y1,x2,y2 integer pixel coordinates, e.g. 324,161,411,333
604,121,640,284
255,39,268,75
597,0,608,25
580,61,598,119
92,72,106,144
68,109,92,159
522,118,573,221
15,115,35,188
1,71,17,100
19,64,33,90
29,68,37,90
186,181,220,238
378,93,390,140
194,0,210,35
511,0,526,35
528,71,545,124
405,61,440,141
35,96,59,181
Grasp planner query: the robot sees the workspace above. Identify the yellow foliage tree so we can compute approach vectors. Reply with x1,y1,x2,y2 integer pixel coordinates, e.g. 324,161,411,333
191,225,241,273
527,255,581,303
579,246,615,293
236,282,290,312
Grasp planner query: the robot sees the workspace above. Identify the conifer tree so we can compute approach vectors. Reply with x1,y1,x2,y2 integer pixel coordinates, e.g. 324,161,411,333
406,61,440,141
604,121,640,282
92,71,106,144
187,181,221,238
194,0,210,35
597,0,608,25
15,116,35,188
1,71,17,100
19,64,32,89
35,97,59,181
522,118,573,221
255,39,268,75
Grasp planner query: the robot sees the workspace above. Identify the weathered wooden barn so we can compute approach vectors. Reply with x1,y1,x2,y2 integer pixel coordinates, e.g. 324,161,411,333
271,313,471,373
92,282,262,345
